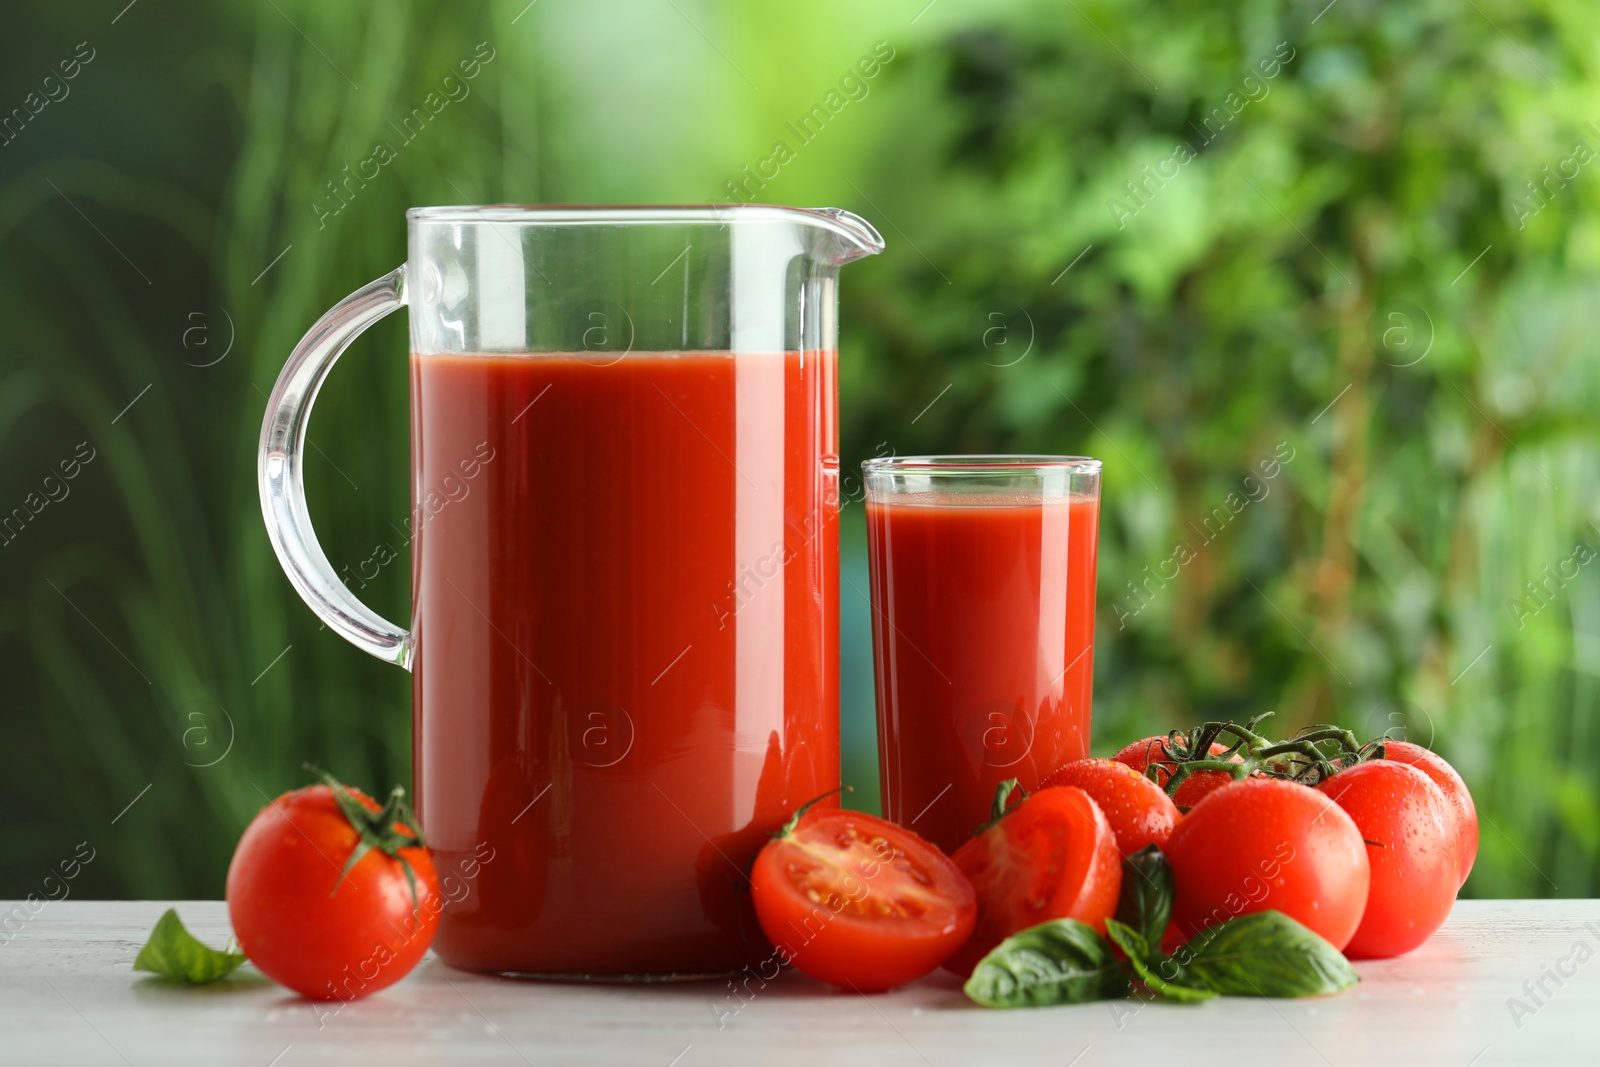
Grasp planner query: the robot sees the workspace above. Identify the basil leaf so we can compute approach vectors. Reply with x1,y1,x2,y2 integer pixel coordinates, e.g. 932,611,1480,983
1104,919,1216,1003
1179,911,1358,997
1113,844,1174,947
963,919,1130,1008
133,908,248,985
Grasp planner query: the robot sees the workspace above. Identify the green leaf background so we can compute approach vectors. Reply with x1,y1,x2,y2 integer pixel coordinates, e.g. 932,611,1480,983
1,0,1594,899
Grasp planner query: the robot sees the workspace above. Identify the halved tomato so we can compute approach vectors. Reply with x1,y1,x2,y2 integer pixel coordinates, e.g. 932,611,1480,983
943,783,1121,977
750,807,976,992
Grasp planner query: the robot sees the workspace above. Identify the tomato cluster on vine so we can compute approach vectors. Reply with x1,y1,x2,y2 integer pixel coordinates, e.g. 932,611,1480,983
747,714,1477,997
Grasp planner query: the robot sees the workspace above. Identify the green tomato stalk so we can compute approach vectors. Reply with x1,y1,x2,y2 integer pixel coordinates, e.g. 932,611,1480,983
1147,712,1385,797
306,764,426,912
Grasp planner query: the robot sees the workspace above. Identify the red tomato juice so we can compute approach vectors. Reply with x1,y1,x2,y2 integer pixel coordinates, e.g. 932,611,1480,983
866,495,1099,854
411,350,839,976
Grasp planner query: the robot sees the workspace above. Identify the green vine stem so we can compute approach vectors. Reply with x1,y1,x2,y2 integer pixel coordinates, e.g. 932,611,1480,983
1144,714,1383,797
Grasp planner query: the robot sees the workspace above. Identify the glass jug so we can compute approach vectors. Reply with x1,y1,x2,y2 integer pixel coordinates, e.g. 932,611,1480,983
259,205,884,977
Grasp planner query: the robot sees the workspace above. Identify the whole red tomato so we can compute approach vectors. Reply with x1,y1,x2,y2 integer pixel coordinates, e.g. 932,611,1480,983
750,806,975,992
227,772,439,1001
1040,758,1181,855
1318,761,1457,959
944,784,1121,977
1381,740,1478,887
1112,736,1245,808
1164,776,1369,951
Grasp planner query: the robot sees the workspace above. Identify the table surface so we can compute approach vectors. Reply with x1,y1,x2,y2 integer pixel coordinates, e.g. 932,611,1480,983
1,899,1594,1066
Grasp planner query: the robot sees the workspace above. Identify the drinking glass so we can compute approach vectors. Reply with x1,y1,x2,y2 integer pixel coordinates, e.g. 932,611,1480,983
863,455,1102,853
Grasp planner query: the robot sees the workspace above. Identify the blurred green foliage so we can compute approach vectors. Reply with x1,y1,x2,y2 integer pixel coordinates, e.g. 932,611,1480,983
1,0,1595,900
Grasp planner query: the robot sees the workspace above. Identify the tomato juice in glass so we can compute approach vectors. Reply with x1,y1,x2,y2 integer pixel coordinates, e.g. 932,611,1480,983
863,456,1102,855
413,349,839,976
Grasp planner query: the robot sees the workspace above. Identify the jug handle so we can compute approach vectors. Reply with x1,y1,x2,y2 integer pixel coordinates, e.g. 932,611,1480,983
258,265,413,669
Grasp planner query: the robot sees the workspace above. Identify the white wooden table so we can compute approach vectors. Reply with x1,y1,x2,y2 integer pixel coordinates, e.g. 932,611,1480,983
0,900,1592,1065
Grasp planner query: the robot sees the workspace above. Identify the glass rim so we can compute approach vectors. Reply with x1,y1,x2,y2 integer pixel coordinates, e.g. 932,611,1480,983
406,204,882,245
861,454,1102,475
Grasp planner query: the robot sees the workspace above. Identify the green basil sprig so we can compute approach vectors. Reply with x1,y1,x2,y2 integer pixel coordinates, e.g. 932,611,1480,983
963,919,1129,1008
133,908,247,985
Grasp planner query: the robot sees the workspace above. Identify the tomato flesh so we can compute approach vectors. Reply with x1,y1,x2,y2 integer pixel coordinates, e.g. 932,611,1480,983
1381,740,1478,887
750,809,975,992
944,785,1121,977
227,784,440,1001
1040,758,1181,855
1318,760,1457,959
1165,776,1369,951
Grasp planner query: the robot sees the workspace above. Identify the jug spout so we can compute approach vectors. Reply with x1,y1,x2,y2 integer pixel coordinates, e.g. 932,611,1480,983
799,207,886,265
